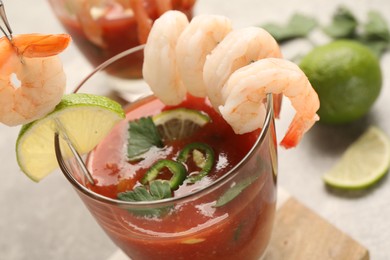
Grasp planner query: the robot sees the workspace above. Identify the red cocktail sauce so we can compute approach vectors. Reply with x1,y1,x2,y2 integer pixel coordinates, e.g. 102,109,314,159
86,95,276,260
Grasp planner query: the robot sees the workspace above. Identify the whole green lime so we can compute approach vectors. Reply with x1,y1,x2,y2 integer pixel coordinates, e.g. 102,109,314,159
299,40,382,124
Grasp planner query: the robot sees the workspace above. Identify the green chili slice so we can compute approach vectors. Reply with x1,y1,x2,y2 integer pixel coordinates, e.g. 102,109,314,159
141,159,186,190
177,142,215,182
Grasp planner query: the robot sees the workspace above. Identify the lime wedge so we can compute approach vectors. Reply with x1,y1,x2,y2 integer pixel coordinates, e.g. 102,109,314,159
16,93,125,182
323,126,390,189
152,108,210,141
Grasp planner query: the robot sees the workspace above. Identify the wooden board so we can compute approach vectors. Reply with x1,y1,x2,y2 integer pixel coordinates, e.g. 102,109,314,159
108,189,369,260
264,197,369,260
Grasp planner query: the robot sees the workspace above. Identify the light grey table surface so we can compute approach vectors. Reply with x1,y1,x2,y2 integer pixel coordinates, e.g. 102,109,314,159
1,0,390,259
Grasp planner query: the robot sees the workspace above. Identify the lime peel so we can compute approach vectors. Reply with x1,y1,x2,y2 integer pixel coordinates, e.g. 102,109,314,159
152,108,210,141
299,40,382,124
323,126,390,189
16,93,125,182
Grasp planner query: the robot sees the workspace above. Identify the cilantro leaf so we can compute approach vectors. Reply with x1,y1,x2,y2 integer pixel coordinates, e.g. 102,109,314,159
127,117,163,161
288,14,318,37
363,11,390,42
214,175,259,208
359,11,390,57
118,180,172,202
149,180,172,199
261,13,318,43
117,180,172,217
323,6,358,39
358,39,389,57
118,185,154,201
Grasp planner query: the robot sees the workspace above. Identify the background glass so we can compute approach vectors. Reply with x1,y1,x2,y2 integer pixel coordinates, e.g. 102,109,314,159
55,46,278,259
47,0,197,101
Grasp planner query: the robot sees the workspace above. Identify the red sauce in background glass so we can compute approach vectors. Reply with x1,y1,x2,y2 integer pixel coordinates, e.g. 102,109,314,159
49,0,197,78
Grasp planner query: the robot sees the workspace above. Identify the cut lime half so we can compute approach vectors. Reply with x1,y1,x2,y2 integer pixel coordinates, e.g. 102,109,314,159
323,126,390,189
152,108,210,141
16,93,125,182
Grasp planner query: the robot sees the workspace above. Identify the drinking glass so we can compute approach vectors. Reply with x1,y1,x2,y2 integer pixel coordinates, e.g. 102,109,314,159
47,0,197,101
55,46,278,260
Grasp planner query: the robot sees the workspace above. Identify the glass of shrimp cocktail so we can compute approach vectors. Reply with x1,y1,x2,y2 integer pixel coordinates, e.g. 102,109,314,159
54,10,319,260
47,0,197,101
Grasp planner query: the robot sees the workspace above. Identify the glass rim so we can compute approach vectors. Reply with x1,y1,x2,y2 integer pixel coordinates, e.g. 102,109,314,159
55,45,275,208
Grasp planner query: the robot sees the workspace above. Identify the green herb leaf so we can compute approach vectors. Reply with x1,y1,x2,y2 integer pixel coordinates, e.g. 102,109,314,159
261,13,318,43
323,6,358,39
127,117,164,161
118,181,172,202
117,180,172,217
214,175,258,208
118,185,154,202
363,11,390,42
359,39,389,57
149,180,172,199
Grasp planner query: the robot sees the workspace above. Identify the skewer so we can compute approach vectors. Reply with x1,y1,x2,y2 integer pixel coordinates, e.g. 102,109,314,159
0,1,94,185
0,0,12,41
54,118,96,185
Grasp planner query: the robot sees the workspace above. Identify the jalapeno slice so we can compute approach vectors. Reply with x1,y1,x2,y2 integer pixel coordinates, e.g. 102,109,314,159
141,159,187,190
177,142,215,182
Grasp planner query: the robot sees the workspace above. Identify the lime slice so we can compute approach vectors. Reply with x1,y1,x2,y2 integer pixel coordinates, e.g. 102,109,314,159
16,93,125,182
323,126,390,189
152,108,210,140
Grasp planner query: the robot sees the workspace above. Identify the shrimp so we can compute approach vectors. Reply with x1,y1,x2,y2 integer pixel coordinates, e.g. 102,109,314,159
129,0,153,44
203,27,283,116
142,10,189,105
0,34,71,126
176,14,232,97
67,0,106,48
219,58,320,149
155,0,173,16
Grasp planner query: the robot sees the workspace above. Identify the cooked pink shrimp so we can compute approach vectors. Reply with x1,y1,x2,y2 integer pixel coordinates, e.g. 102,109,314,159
129,0,153,44
0,34,71,126
67,0,106,48
155,0,173,16
142,10,189,105
203,27,283,115
176,0,197,9
176,14,232,97
219,58,320,148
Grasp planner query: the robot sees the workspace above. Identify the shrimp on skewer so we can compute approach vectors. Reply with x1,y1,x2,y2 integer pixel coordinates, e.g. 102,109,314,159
142,11,189,105
203,27,283,116
144,11,231,103
219,58,320,149
176,14,232,97
0,33,71,126
142,10,319,148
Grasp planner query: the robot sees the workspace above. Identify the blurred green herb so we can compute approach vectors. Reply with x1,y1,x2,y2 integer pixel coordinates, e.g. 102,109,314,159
360,11,390,56
260,6,390,57
323,6,358,38
363,11,390,42
262,13,318,43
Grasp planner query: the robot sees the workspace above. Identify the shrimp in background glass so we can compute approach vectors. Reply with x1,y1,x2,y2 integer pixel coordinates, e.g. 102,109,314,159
48,0,197,79
142,10,320,148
